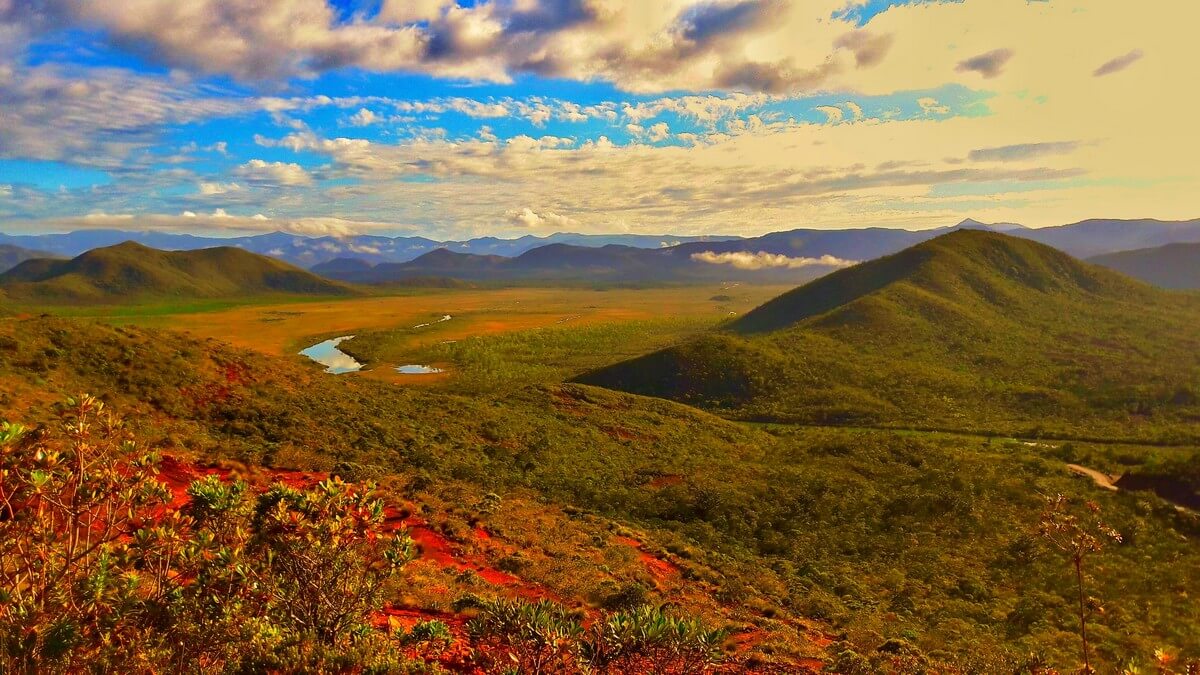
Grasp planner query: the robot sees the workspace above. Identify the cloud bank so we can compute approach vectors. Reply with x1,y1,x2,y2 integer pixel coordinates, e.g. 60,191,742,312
691,251,858,270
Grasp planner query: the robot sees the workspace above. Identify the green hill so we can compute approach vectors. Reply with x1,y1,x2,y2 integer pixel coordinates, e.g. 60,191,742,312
1088,242,1200,289
0,241,356,303
577,230,1200,440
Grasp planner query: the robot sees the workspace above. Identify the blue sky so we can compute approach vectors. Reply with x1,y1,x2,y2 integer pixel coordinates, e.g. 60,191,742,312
0,1,1186,237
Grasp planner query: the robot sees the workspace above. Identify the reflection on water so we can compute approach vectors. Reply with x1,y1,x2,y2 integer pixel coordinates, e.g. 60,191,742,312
299,336,363,374
395,364,444,375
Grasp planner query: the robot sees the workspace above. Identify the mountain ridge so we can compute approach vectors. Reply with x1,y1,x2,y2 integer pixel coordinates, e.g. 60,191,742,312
576,230,1200,438
0,241,357,302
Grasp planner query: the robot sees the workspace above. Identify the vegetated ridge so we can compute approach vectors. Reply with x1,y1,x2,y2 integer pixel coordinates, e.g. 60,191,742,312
0,241,356,302
577,230,1200,440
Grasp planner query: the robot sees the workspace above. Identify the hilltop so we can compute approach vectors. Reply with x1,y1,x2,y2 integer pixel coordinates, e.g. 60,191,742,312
577,230,1200,439
1088,242,1200,289
0,241,356,303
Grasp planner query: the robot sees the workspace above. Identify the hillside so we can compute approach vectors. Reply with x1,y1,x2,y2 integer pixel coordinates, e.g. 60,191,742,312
1088,242,1200,289
3,315,1200,668
577,230,1200,439
0,244,57,274
0,241,356,303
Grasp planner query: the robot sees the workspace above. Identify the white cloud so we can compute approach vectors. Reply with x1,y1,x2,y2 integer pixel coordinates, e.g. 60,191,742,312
197,181,244,195
348,108,379,126
234,159,313,186
815,105,845,124
691,251,858,270
506,207,579,230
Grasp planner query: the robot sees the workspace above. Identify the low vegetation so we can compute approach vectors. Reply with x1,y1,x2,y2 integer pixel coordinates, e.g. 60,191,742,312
579,231,1200,442
1,316,1198,670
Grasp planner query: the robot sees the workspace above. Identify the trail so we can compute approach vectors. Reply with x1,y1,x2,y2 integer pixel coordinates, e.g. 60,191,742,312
1066,464,1120,491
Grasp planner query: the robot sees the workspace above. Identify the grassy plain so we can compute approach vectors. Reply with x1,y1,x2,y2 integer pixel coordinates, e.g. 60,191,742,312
41,283,789,385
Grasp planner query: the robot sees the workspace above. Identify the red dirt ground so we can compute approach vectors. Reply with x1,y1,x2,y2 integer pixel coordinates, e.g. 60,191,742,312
155,457,823,673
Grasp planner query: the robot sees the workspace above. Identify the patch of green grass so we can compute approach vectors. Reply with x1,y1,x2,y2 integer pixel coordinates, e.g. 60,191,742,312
346,316,721,392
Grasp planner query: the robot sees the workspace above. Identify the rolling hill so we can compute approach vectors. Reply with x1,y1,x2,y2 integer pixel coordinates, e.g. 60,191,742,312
0,244,57,274
576,230,1200,440
0,241,356,303
1087,242,1200,289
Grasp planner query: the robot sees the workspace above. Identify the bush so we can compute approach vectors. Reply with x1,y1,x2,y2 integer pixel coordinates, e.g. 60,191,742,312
0,395,416,672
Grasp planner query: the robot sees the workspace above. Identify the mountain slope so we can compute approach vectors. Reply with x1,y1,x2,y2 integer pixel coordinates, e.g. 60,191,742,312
0,244,58,274
0,241,356,302
1014,218,1200,258
1087,242,1200,289
576,230,1200,439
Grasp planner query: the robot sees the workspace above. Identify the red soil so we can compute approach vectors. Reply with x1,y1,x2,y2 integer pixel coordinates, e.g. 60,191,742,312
614,534,681,580
648,474,684,488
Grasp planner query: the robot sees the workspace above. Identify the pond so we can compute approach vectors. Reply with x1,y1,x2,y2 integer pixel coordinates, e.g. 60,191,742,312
395,364,445,375
299,336,363,374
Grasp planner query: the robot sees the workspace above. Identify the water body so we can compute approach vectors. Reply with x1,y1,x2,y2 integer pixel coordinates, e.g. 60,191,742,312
299,336,363,374
414,315,452,328
395,364,444,375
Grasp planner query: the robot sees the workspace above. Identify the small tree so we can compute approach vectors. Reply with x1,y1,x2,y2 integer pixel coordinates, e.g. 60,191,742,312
1038,494,1122,673
0,395,174,670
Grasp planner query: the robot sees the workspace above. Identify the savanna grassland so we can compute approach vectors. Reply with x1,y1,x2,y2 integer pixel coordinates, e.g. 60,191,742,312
3,238,1200,673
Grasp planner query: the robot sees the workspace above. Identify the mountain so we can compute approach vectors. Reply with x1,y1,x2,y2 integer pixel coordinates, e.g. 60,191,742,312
0,242,355,303
314,243,844,284
576,230,1200,439
0,244,58,273
1087,242,1200,289
0,229,737,267
1014,218,1200,258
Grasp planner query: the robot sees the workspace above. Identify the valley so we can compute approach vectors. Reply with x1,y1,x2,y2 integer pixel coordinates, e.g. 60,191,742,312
2,229,1199,672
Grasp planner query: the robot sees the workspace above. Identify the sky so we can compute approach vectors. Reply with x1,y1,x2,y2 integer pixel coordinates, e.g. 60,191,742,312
0,0,1192,239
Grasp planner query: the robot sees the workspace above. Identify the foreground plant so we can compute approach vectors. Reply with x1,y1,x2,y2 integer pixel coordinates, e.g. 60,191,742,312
0,395,415,673
1039,494,1123,674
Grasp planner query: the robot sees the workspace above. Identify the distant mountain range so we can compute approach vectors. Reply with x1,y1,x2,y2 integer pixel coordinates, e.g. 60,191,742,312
1088,242,1200,289
576,229,1200,437
3,217,1198,286
0,242,355,303
0,230,738,268
0,244,58,274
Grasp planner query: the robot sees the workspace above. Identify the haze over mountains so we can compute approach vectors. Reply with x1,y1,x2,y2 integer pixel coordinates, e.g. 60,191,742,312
0,230,738,268
0,244,57,274
4,218,1198,283
1088,242,1200,289
577,230,1200,438
0,242,354,302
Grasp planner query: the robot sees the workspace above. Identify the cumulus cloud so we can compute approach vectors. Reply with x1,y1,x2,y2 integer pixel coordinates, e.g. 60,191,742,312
506,207,579,229
956,48,1014,79
234,159,313,186
348,108,379,126
968,142,1079,162
815,105,845,124
1093,49,1144,77
691,251,858,270
197,181,244,195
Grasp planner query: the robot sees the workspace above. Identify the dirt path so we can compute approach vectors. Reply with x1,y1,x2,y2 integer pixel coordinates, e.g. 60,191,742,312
1066,463,1120,491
